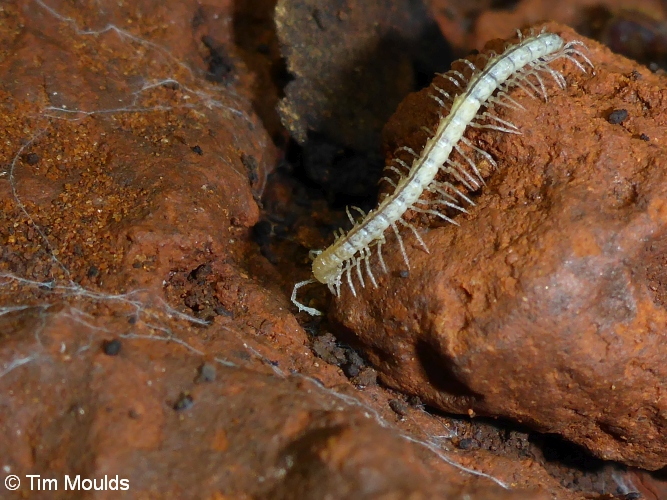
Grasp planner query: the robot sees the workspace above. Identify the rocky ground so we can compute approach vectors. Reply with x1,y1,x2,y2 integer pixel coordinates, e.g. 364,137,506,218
1,0,667,498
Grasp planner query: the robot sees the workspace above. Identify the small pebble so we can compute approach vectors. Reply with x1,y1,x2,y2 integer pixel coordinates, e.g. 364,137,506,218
191,145,203,155
345,349,364,369
640,133,650,141
407,395,423,407
214,305,233,317
196,363,216,383
188,263,212,283
342,363,360,378
458,438,478,450
25,152,40,165
173,393,194,411
608,109,628,124
389,398,410,417
102,339,121,356
352,367,377,387
312,333,346,366
341,347,365,378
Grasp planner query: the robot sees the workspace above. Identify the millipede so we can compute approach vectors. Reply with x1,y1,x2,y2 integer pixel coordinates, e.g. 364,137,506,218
292,28,593,316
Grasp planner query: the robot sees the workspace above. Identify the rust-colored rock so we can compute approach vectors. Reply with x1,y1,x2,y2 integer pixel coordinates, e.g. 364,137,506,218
332,23,667,470
428,0,666,58
263,411,550,500
471,0,666,57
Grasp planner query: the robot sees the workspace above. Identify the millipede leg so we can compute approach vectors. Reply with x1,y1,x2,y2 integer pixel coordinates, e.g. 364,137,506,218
429,180,475,206
417,194,467,213
391,221,410,270
392,158,412,173
489,91,526,111
379,176,398,188
445,159,479,190
397,146,419,158
355,256,365,288
345,260,356,297
346,206,356,225
384,165,406,178
377,238,388,274
460,136,497,170
411,206,458,225
363,247,378,288
481,112,520,133
398,217,429,254
454,143,485,185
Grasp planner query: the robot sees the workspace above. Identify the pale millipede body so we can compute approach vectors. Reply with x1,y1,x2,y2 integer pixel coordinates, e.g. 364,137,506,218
292,29,592,316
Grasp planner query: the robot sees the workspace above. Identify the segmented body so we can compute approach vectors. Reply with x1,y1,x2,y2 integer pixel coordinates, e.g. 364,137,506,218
293,29,592,315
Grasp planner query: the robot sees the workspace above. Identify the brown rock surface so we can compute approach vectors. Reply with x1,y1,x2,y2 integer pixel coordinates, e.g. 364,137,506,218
275,0,447,153
5,307,556,499
332,23,667,470
471,0,666,52
0,1,603,498
429,0,666,58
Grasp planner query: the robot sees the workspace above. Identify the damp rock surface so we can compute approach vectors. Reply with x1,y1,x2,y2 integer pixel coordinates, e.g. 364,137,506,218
333,23,667,470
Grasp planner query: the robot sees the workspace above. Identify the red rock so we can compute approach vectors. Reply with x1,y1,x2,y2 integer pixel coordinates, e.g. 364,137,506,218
628,468,667,499
429,0,666,55
471,0,665,53
1,305,563,499
263,411,552,499
333,24,667,470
